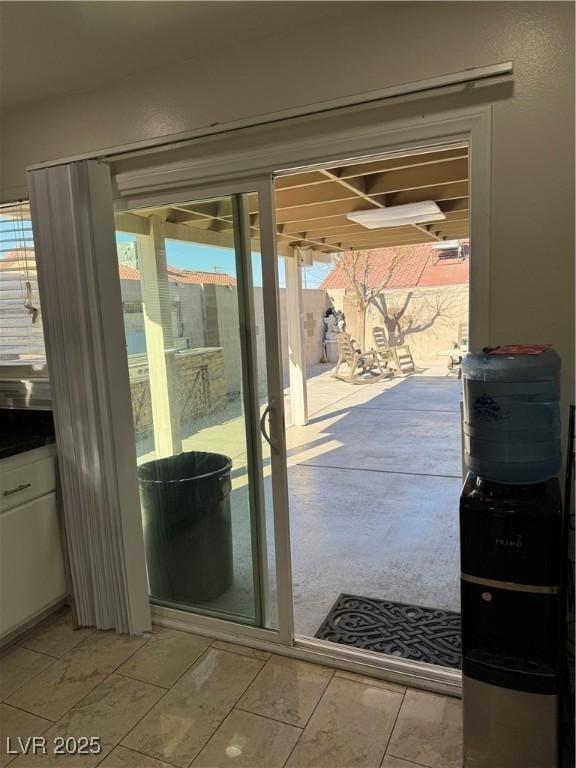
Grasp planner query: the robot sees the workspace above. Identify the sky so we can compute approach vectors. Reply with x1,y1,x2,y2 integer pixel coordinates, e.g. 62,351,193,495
0,217,332,290
0,217,34,250
116,232,332,289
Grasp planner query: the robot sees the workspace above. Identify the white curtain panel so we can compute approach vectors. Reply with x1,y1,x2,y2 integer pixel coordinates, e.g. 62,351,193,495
27,160,151,634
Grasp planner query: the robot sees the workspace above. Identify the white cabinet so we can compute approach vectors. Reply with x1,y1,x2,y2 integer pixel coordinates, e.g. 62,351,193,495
0,445,67,640
0,455,56,513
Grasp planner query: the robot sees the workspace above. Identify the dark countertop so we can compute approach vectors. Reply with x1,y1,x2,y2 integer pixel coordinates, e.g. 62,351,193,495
0,409,56,460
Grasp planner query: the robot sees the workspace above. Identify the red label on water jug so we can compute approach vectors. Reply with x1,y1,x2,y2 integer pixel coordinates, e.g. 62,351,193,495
487,345,552,356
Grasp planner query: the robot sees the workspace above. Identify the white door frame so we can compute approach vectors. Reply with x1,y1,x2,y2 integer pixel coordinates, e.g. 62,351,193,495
114,175,295,647
35,102,490,695
111,104,491,696
113,105,491,349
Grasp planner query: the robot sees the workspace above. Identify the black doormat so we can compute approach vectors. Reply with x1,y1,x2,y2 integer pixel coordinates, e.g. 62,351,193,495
316,593,461,669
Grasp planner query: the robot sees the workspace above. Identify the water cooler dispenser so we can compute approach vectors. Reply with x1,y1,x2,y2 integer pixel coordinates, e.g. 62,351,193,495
460,345,565,768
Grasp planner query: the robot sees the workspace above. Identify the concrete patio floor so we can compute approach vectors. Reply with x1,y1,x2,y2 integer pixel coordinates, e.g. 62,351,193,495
139,362,462,641
286,363,462,637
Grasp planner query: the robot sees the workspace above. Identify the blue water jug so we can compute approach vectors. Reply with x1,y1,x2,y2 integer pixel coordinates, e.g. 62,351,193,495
462,346,561,484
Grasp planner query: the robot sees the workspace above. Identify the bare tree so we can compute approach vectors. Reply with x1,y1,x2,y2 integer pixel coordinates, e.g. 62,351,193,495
373,289,461,346
334,248,461,350
334,249,400,349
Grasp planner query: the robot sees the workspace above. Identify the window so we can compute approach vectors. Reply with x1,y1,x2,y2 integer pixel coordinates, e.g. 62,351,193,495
432,239,470,261
0,201,47,375
436,247,460,260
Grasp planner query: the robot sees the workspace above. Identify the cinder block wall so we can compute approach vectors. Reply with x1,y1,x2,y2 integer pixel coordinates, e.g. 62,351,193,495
277,288,330,377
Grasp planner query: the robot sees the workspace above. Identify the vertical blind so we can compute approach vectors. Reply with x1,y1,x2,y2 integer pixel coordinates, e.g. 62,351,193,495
28,160,151,634
0,200,47,371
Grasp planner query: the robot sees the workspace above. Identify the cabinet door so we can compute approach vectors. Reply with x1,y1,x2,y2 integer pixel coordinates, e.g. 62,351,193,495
0,456,56,513
0,493,67,636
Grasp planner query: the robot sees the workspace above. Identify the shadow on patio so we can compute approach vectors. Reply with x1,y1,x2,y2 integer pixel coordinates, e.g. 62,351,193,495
285,364,462,637
139,362,463,636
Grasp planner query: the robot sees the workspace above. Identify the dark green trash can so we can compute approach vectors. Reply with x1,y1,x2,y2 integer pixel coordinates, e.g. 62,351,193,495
138,451,233,604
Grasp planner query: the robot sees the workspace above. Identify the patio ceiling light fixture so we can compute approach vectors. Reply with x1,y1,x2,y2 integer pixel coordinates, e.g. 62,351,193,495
346,201,446,229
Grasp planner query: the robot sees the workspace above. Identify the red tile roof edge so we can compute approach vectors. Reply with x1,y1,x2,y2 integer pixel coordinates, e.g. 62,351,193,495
320,241,469,291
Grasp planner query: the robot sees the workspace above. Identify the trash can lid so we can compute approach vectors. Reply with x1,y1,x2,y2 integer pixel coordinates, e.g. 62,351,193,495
138,451,232,484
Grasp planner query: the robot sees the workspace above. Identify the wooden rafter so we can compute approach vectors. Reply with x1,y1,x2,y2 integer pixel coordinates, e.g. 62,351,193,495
127,146,469,253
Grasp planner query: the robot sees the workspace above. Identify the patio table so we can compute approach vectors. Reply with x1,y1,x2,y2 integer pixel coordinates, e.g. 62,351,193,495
437,346,468,376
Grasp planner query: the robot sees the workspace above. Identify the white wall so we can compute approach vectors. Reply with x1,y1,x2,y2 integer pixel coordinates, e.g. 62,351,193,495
1,2,574,457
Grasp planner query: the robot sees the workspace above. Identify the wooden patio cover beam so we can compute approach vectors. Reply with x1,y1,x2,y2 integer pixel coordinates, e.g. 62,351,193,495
131,146,470,253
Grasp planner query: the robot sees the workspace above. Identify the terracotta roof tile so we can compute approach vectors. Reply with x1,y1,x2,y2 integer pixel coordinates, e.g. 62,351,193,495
418,255,469,287
166,267,237,286
118,264,140,280
117,262,237,286
0,249,37,271
320,241,469,291
1,249,237,286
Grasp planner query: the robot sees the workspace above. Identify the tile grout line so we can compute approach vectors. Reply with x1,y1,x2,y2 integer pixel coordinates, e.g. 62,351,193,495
0,647,61,705
14,610,97,657
333,671,408,696
112,670,174,692
2,642,64,664
14,640,90,660
384,755,431,768
187,707,237,767
5,629,160,757
117,641,266,767
211,644,270,661
228,651,274,712
0,698,58,725
278,666,337,768
384,748,433,768
232,704,306,732
12,608,68,647
183,646,273,767
5,626,444,768
379,688,407,768
0,701,58,733
4,633,161,743
0,696,55,723
15,621,97,648
322,674,408,768
100,744,182,768
0,706,54,768
194,703,303,767
114,641,218,760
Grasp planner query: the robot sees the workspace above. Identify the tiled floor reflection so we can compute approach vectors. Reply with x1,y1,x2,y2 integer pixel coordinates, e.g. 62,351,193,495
1,609,462,768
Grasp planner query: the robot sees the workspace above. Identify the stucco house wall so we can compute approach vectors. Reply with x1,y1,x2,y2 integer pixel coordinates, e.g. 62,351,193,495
328,284,469,366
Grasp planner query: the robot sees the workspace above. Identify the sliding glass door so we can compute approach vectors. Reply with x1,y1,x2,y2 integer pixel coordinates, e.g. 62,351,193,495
113,182,290,632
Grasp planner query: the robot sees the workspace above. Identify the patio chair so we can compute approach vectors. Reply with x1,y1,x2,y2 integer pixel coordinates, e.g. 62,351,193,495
372,327,416,375
332,331,388,384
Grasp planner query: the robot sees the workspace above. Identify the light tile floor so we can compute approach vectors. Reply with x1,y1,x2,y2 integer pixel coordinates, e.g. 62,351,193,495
1,609,462,768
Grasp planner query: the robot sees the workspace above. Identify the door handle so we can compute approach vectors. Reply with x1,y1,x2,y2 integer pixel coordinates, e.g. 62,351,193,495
3,483,32,497
260,404,279,454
